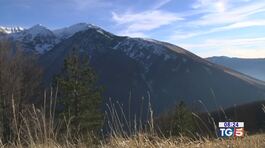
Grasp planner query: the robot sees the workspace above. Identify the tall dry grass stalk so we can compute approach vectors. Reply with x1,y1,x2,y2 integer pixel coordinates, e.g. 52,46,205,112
104,92,155,139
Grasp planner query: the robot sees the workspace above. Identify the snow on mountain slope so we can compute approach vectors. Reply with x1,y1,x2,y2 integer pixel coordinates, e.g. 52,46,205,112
0,26,24,34
113,37,179,62
12,24,55,40
53,23,100,40
10,24,59,54
0,23,109,54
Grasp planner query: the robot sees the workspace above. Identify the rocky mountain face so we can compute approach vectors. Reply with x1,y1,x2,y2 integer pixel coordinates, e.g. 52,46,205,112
207,56,265,82
37,25,265,116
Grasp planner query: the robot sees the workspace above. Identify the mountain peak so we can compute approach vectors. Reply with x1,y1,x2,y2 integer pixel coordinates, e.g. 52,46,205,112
21,24,54,38
28,24,49,31
8,24,57,54
30,24,44,28
53,22,100,39
71,22,95,28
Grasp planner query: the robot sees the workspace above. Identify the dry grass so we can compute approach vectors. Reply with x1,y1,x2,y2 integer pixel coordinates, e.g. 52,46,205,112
0,90,264,148
1,133,265,147
103,133,265,148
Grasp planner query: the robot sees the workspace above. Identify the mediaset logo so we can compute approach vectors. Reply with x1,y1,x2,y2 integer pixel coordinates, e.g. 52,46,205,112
218,122,244,137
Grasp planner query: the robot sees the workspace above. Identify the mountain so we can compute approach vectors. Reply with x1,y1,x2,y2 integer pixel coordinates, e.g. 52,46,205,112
2,23,265,115
0,23,99,54
38,24,265,116
207,56,265,82
7,24,59,54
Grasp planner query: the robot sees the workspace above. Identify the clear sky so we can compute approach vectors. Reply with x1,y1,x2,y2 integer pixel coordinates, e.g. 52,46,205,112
1,0,265,58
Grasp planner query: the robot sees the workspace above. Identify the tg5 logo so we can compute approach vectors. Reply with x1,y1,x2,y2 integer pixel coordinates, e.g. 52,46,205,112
219,128,244,137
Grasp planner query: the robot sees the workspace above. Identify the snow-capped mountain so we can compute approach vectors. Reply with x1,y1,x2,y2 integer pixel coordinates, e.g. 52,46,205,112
1,22,265,121
0,23,103,54
39,26,265,115
12,24,54,40
0,26,24,34
1,22,265,130
53,23,100,40
9,24,59,54
2,22,265,116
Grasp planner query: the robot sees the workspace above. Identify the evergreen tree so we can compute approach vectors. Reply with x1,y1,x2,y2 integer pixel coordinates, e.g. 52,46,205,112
156,101,197,137
172,101,196,136
56,48,103,136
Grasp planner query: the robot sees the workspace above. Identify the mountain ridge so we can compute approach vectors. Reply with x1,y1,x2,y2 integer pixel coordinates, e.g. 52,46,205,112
0,23,101,53
207,56,265,82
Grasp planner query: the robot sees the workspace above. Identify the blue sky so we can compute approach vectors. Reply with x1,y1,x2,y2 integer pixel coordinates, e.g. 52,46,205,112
1,0,265,58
